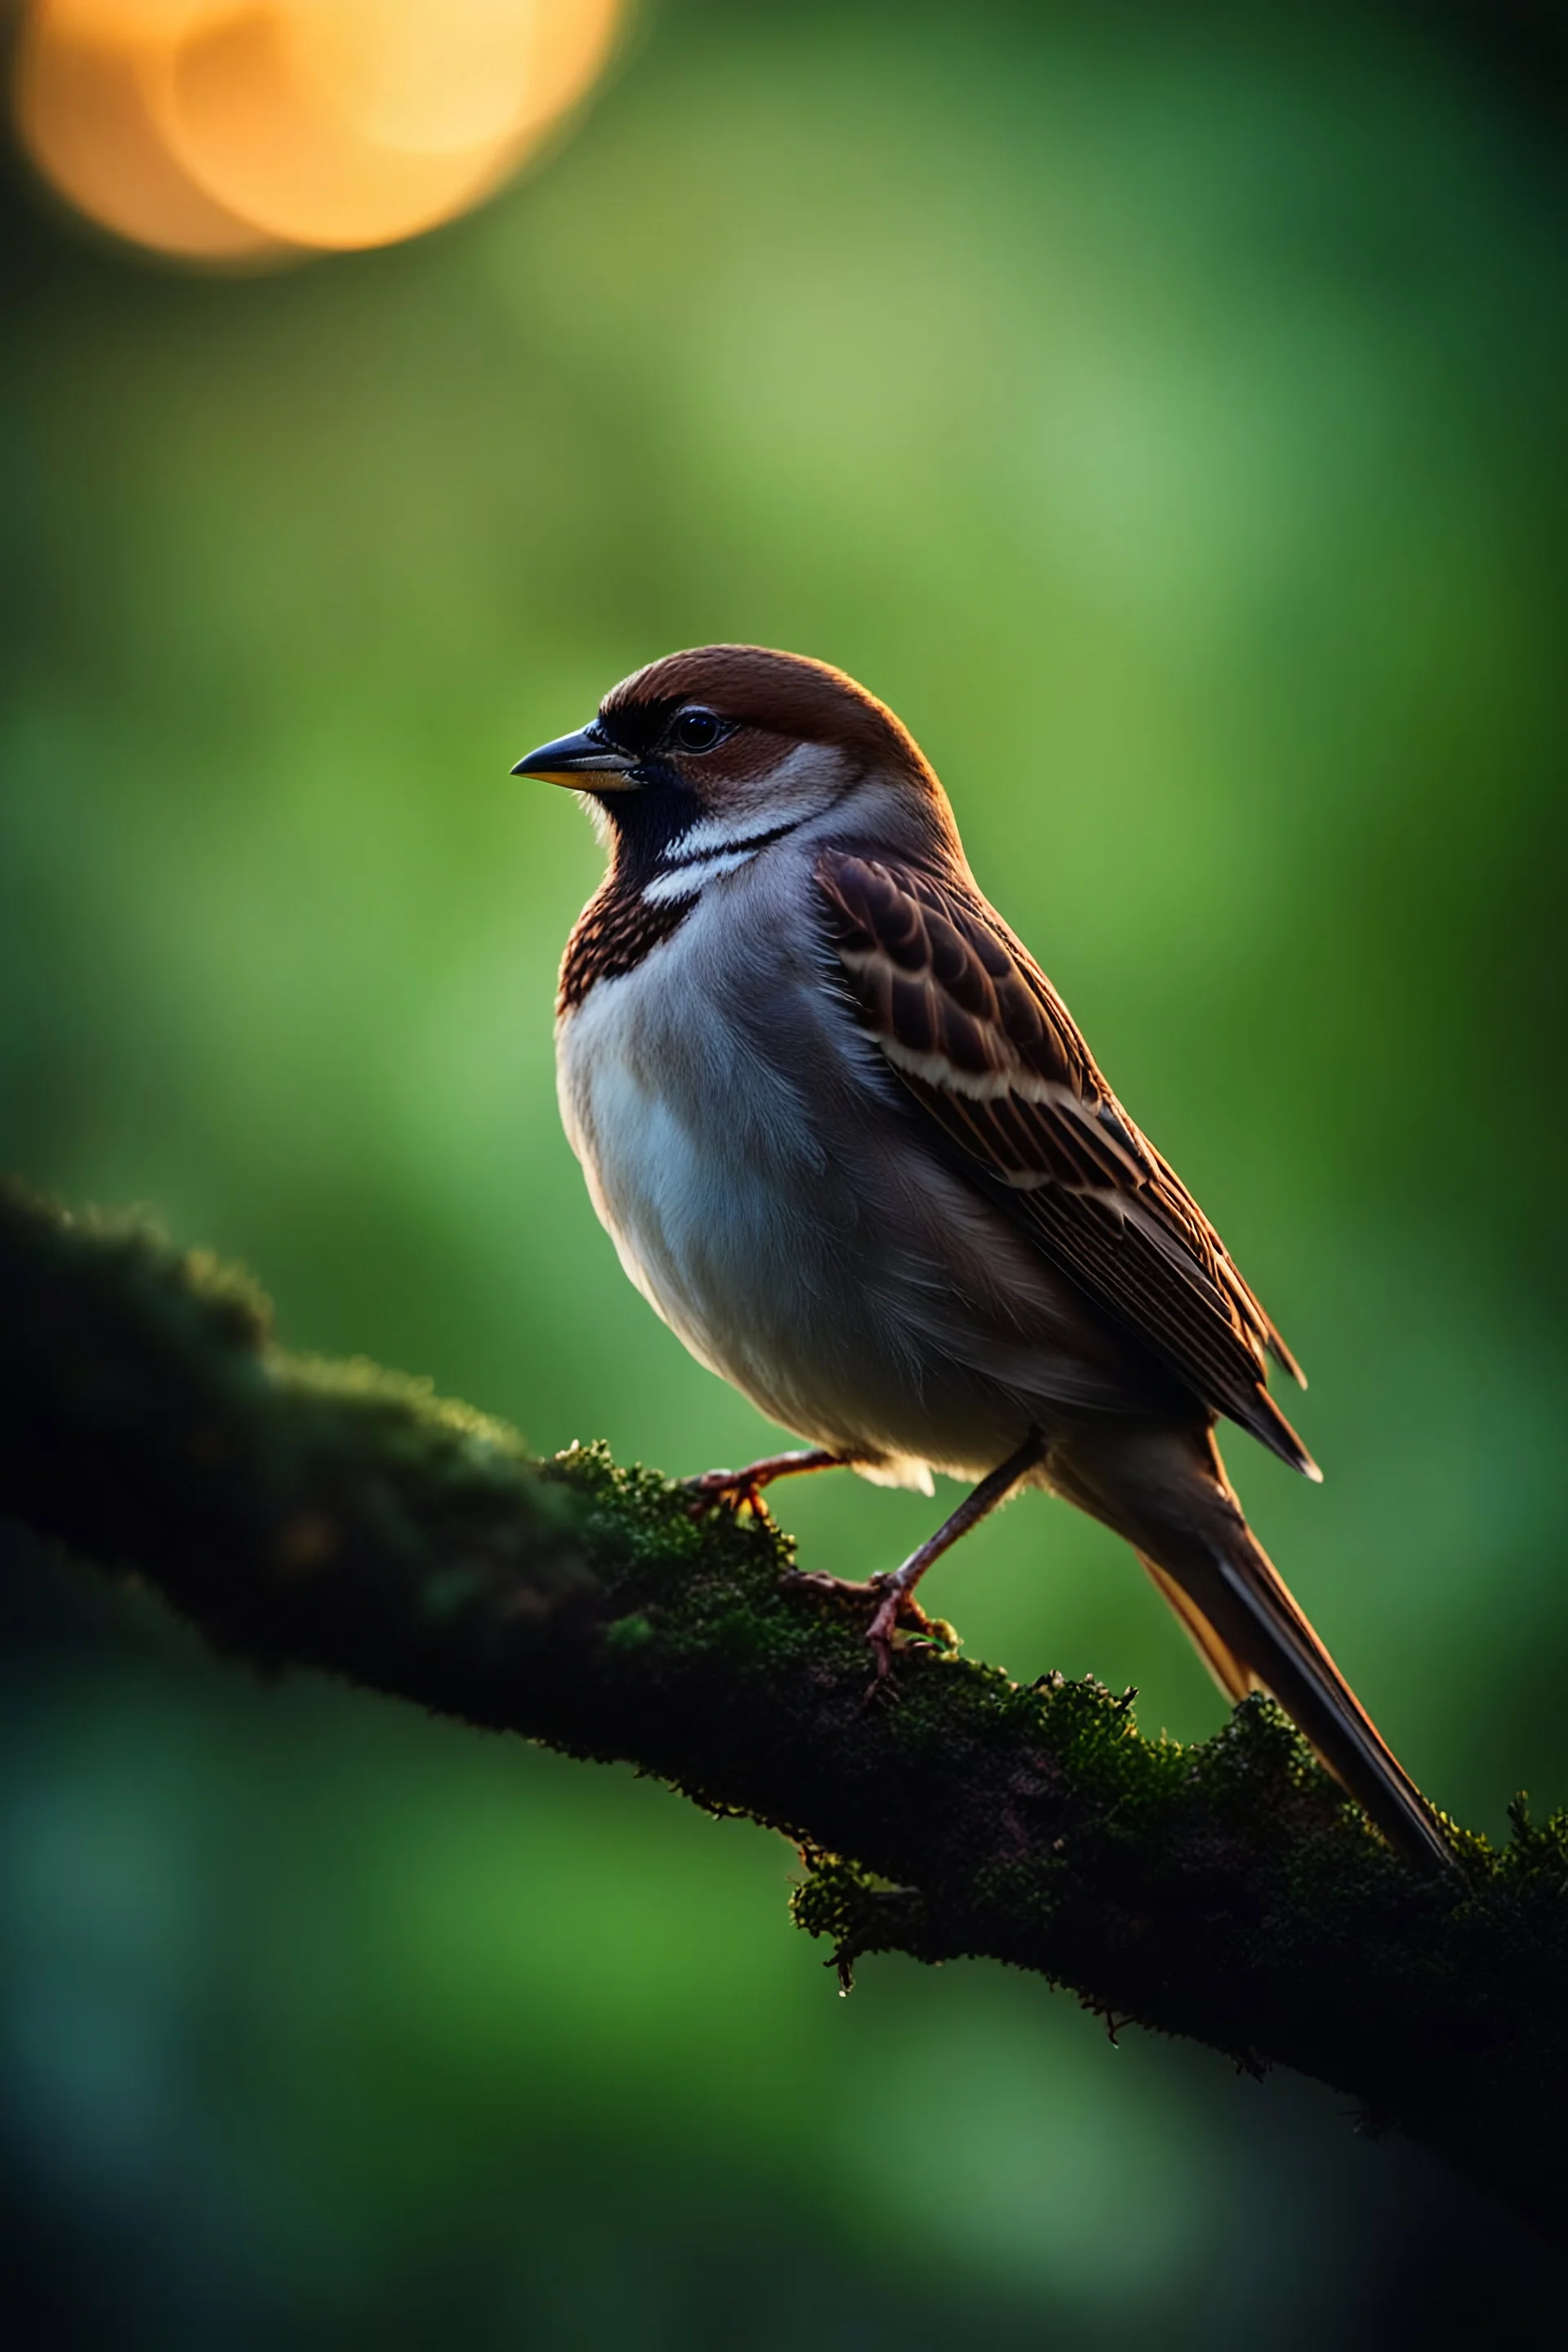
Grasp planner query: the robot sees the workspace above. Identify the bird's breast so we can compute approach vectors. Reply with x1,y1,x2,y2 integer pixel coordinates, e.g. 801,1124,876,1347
551,854,1150,1473
555,884,838,1379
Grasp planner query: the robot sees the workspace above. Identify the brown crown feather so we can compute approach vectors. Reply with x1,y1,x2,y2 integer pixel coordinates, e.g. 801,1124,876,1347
601,645,938,788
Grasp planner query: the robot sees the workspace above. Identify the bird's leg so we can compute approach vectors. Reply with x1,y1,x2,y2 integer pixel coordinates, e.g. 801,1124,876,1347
685,1446,846,1521
861,1430,1045,1679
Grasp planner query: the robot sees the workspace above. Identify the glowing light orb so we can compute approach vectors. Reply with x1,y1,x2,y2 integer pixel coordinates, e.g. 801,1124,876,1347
15,1,289,260
13,0,624,264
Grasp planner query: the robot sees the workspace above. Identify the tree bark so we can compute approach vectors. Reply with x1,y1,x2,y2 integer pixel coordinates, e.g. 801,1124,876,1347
1,1182,1564,2238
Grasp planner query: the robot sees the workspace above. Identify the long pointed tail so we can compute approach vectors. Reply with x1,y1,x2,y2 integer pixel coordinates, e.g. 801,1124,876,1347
1137,1539,1452,1870
1054,1427,1454,1872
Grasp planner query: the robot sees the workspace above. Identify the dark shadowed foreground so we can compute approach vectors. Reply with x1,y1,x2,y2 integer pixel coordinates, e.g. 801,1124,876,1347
2,1183,1565,2238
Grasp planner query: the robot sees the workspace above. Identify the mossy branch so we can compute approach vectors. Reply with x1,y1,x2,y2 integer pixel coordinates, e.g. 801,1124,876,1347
2,1183,1566,2238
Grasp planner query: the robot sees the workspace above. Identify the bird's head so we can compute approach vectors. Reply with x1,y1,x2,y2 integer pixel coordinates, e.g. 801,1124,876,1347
511,644,961,874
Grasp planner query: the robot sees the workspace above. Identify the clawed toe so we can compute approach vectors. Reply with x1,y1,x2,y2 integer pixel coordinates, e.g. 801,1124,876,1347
778,1566,880,1606
778,1566,855,1596
779,1566,942,1686
685,1469,773,1521
866,1573,938,1636
684,1448,844,1522
865,1578,938,1683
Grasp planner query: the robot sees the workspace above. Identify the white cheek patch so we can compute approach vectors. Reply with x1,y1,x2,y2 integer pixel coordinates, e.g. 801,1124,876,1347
662,745,834,861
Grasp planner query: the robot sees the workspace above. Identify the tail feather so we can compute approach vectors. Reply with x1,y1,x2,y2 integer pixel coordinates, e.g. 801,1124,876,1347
1138,1532,1453,1872
1138,1552,1257,1706
1048,1423,1453,1872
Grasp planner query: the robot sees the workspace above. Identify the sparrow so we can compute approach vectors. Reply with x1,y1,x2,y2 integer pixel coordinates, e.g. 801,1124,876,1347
513,644,1452,1871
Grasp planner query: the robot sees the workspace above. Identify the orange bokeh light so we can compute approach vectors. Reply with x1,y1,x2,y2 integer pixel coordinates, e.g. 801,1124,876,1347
15,1,291,261
12,0,623,264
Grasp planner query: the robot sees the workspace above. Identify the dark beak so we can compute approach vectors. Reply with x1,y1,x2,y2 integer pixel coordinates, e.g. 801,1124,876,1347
510,723,640,791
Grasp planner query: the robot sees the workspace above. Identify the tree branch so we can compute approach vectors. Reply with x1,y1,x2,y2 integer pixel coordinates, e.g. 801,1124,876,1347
2,1183,1564,2236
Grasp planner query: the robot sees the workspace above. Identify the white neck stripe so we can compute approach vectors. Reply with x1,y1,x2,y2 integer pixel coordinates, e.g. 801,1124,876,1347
662,807,814,862
641,846,763,905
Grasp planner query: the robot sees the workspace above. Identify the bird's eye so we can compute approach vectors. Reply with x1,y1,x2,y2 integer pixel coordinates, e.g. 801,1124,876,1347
673,706,724,753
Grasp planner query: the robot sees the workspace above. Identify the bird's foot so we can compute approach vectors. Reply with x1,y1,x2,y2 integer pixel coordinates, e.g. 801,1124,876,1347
864,1573,939,1684
781,1567,943,1684
685,1467,774,1522
685,1447,844,1523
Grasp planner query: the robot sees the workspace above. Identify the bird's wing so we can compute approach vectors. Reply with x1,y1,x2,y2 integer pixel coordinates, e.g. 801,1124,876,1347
814,850,1316,1477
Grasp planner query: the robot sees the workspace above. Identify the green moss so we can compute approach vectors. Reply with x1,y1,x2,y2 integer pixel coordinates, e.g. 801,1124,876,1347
790,1854,930,1989
8,1179,1568,2242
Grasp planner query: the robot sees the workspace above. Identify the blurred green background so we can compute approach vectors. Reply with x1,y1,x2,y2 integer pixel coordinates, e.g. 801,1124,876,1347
4,0,1568,2339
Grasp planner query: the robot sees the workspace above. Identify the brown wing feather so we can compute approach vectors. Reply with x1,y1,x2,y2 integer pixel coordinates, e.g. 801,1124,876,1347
815,852,1316,1477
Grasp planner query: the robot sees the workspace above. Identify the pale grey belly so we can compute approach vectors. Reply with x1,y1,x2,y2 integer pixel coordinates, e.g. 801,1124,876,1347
555,963,1149,1484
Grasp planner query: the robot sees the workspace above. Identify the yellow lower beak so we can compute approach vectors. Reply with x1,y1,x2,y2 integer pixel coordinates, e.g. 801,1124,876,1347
510,726,641,790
